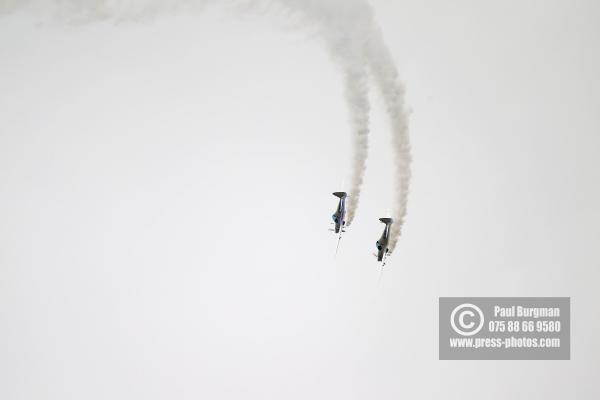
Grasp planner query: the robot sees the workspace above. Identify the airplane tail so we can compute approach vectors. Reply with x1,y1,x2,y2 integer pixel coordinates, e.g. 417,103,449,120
332,192,347,199
379,217,393,224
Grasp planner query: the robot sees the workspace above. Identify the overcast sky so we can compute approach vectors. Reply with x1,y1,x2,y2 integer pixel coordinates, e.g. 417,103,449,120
1,1,599,399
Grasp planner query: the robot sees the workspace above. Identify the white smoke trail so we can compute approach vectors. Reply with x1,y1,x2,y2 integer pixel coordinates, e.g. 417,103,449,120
307,2,372,226
343,65,369,225
365,25,412,252
261,1,411,243
1,0,410,247
240,0,373,225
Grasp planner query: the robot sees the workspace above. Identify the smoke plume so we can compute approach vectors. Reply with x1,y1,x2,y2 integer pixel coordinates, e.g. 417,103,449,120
1,0,411,251
365,25,411,251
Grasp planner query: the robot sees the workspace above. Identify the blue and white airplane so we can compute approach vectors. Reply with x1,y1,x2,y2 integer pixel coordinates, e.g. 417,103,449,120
375,217,393,266
330,192,348,235
330,191,348,255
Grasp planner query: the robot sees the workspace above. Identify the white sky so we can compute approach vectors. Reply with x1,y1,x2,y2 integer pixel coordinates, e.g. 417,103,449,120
1,1,599,399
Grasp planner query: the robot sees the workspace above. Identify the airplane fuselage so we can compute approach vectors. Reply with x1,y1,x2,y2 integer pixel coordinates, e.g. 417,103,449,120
332,192,347,234
376,218,393,261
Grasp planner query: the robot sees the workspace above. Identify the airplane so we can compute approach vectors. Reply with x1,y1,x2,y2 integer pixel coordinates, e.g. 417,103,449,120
330,192,348,255
375,217,393,266
330,192,347,235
